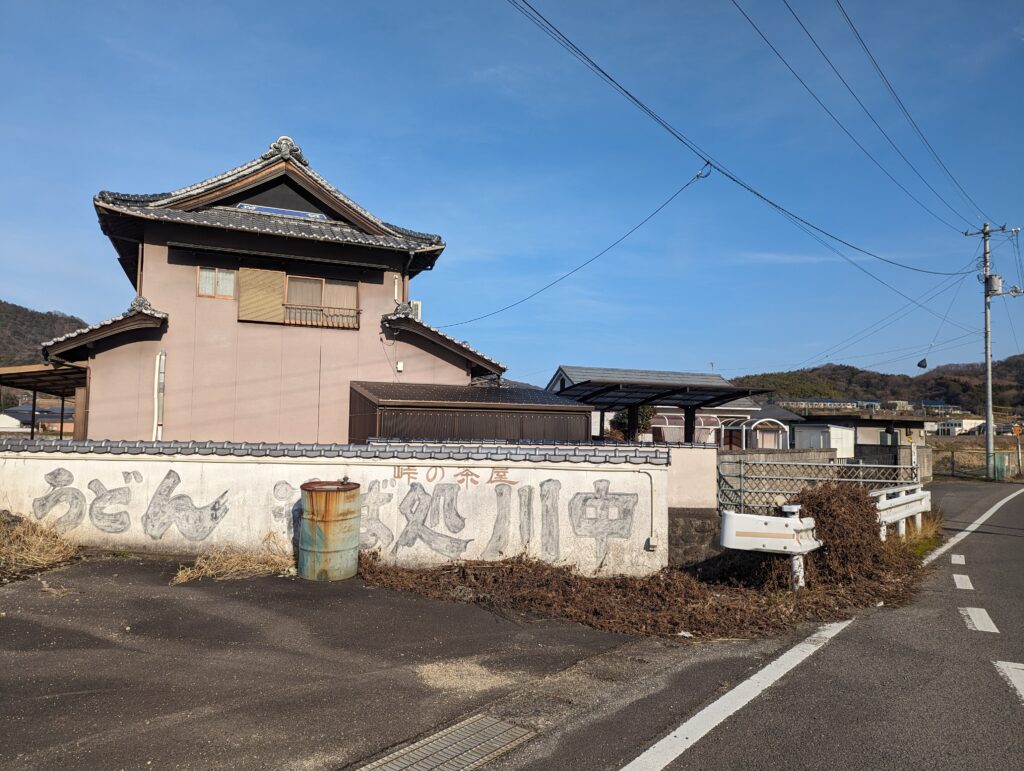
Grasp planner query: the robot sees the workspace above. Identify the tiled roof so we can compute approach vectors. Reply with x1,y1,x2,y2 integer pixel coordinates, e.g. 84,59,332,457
95,136,444,250
40,296,167,354
382,306,506,374
95,204,436,253
0,438,669,465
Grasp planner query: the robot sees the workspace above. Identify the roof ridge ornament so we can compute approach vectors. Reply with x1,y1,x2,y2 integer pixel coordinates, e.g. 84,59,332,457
262,136,309,166
129,295,155,313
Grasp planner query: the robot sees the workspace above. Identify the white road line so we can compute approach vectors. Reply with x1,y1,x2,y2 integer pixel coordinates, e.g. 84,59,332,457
993,662,1024,705
959,607,999,633
925,486,1024,565
953,574,974,590
620,621,852,770
951,554,965,565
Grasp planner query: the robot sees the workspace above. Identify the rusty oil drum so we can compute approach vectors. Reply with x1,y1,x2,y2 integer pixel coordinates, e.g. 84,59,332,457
298,480,361,581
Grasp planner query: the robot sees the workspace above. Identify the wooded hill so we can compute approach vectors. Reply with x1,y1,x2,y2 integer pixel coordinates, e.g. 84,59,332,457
734,358,1024,415
0,300,85,367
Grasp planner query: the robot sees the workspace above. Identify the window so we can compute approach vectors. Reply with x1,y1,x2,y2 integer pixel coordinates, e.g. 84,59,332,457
283,275,359,329
198,267,236,299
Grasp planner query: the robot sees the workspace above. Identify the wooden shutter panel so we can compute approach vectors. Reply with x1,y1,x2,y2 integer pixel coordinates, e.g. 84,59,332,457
238,268,285,323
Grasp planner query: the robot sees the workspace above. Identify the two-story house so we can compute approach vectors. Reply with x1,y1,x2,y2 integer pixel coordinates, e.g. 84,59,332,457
40,136,588,443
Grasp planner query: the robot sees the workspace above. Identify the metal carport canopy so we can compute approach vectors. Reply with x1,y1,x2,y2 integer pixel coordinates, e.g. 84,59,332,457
0,363,87,399
555,379,771,411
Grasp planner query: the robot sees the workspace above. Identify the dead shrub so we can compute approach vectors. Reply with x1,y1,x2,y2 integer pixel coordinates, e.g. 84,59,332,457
0,511,78,580
358,482,930,640
794,482,918,586
170,532,295,585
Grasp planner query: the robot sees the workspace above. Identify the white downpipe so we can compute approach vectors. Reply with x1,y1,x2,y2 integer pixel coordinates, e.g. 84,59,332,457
152,350,166,441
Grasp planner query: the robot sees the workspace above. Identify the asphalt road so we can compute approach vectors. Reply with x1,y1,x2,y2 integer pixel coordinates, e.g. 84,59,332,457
2,480,1020,770
600,480,1024,770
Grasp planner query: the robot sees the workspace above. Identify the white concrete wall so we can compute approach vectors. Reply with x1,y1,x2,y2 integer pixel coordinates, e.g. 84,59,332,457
665,446,717,509
0,452,670,576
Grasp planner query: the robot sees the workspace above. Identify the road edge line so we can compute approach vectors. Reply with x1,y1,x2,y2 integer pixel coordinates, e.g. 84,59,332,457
924,485,1024,565
620,620,852,770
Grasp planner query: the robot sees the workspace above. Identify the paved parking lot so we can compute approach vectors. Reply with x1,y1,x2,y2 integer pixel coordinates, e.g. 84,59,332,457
0,555,632,769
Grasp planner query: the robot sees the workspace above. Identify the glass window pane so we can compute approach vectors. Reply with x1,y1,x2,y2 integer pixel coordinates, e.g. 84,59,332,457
324,279,357,309
217,269,236,297
198,267,216,296
287,277,323,306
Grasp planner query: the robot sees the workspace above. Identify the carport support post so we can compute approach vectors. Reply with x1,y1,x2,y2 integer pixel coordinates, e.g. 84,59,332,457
30,389,37,439
627,406,639,441
599,409,606,440
683,406,697,444
59,395,65,440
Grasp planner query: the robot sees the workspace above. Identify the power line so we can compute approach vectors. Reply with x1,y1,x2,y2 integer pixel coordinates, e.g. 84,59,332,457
438,163,710,328
795,250,980,366
503,0,974,279
730,0,963,232
780,0,975,228
833,0,995,223
1001,294,1021,355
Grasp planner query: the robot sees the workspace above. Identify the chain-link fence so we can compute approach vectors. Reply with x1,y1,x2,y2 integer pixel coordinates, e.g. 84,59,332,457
718,459,918,515
930,449,1018,480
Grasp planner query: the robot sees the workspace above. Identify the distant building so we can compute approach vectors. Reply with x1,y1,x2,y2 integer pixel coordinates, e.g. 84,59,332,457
937,418,986,436
774,397,859,412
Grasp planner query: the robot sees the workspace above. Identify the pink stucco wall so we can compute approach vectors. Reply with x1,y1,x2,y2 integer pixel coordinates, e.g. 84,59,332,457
86,240,472,443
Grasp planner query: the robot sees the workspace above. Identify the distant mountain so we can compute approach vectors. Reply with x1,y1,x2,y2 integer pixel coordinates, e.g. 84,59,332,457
0,300,86,367
733,357,1024,415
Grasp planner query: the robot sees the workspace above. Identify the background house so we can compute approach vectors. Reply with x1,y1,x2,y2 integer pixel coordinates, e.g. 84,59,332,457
545,365,770,444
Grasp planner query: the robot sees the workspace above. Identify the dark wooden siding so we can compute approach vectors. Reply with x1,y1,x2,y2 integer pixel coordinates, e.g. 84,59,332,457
376,408,589,443
348,387,379,444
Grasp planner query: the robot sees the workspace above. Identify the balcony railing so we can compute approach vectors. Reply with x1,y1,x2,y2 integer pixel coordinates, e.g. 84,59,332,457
283,304,360,330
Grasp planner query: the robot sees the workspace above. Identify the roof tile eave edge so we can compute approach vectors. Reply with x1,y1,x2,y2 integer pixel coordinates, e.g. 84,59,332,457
94,138,445,247
39,298,168,353
382,313,506,373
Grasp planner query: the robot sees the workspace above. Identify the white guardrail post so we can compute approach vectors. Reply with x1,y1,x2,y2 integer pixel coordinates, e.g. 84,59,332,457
870,484,931,542
720,506,822,591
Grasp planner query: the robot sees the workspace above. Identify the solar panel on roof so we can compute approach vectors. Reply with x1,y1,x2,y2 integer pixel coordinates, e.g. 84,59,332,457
235,203,328,221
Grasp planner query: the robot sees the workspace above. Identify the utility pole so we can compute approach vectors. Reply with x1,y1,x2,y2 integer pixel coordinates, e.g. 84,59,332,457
965,223,1019,479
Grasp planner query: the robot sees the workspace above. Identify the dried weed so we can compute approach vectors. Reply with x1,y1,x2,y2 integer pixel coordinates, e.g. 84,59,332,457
0,512,78,581
359,482,930,640
170,533,295,585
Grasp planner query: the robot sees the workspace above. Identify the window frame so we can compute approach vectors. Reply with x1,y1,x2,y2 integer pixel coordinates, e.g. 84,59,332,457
285,274,326,307
196,266,237,300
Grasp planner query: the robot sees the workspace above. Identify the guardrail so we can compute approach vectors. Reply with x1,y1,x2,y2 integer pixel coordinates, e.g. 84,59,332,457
720,504,821,589
869,483,931,541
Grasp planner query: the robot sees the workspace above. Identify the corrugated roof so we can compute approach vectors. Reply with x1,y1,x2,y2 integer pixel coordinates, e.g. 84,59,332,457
352,381,589,410
554,366,737,388
550,365,764,411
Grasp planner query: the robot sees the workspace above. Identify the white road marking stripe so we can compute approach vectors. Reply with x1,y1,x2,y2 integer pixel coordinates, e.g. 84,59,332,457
959,607,999,633
620,620,852,770
953,574,974,590
951,554,965,565
994,662,1024,705
925,487,1024,565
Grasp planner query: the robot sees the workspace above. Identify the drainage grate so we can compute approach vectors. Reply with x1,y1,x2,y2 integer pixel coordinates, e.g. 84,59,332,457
356,714,533,771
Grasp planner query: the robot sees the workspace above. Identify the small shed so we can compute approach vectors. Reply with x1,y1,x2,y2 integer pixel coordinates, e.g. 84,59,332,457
793,423,857,458
349,382,593,444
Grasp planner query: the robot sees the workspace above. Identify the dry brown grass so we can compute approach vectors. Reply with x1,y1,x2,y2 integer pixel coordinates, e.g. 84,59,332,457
170,532,295,585
0,512,78,581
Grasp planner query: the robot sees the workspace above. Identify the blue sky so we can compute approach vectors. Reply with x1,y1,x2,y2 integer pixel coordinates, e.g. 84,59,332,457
1,0,1021,385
